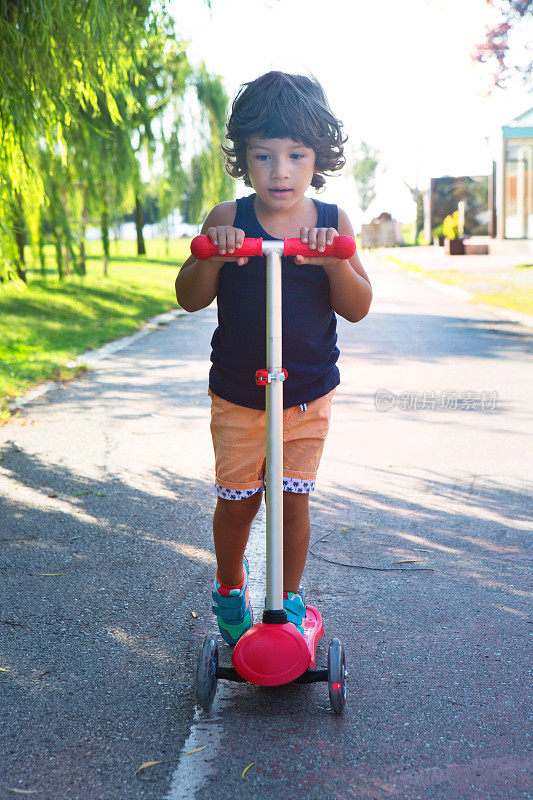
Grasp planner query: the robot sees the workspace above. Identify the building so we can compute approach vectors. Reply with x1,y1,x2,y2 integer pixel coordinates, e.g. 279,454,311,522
424,176,489,242
495,106,533,243
360,212,403,248
422,106,533,256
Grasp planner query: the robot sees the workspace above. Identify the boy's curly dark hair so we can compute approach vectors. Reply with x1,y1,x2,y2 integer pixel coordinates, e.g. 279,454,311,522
222,71,346,190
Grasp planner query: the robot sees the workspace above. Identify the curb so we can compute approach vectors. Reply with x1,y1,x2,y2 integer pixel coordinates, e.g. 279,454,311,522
9,308,187,413
384,257,533,329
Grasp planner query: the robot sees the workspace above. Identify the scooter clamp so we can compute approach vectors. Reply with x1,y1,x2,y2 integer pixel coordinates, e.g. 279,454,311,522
255,368,288,386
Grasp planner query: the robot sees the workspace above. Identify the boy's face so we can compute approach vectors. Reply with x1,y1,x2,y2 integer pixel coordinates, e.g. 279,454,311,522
245,137,316,210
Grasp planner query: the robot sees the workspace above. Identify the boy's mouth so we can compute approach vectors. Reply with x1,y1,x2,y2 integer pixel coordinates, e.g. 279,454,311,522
269,188,292,197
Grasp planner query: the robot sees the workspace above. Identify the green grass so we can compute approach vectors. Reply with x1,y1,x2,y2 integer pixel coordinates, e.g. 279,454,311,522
386,256,533,317
471,288,533,314
0,238,192,419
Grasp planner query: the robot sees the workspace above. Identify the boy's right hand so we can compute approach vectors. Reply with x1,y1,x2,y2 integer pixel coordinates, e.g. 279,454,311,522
205,226,249,266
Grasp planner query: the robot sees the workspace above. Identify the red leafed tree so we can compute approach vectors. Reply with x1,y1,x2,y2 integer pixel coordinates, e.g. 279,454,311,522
472,0,533,90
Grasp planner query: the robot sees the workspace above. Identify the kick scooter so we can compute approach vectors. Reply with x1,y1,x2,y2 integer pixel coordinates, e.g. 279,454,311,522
191,233,355,714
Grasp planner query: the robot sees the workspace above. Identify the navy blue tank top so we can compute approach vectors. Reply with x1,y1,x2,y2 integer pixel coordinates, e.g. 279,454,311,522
209,193,340,410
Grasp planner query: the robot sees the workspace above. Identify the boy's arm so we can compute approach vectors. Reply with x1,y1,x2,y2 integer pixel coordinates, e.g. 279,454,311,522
297,208,372,323
326,208,372,323
175,201,241,312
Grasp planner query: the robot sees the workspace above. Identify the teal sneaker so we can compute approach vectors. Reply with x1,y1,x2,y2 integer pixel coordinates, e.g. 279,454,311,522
212,558,253,645
283,591,306,635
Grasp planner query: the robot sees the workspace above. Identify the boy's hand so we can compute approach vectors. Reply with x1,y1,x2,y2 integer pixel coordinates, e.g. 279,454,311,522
294,227,341,267
205,226,249,266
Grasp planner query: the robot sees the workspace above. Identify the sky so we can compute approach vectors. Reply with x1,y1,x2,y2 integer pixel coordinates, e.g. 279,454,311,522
170,0,532,227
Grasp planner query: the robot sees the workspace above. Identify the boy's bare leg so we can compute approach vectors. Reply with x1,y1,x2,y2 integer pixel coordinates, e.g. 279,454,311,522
213,492,263,586
214,491,310,593
283,491,311,594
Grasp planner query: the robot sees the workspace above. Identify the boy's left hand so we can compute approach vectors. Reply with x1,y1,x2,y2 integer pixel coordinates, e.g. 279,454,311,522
294,227,342,267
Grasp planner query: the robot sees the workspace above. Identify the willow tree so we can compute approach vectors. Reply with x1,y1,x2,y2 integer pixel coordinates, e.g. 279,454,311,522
1,0,230,278
184,66,235,225
154,120,187,253
75,91,139,275
352,141,379,215
0,0,171,279
125,21,192,255
128,58,232,247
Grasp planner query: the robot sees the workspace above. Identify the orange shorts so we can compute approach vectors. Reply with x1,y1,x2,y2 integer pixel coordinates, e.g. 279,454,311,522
209,388,335,500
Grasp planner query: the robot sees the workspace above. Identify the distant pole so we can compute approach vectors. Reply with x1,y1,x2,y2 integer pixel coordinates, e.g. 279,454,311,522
489,161,497,238
458,200,465,237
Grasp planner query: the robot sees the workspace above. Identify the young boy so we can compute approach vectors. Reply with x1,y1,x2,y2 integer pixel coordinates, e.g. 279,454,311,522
175,71,372,644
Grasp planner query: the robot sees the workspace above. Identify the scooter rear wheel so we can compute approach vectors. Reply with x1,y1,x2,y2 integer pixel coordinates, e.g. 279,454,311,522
196,635,218,711
327,638,347,714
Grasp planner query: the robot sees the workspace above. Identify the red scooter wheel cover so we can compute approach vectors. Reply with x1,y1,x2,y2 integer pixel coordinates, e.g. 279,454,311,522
232,623,310,686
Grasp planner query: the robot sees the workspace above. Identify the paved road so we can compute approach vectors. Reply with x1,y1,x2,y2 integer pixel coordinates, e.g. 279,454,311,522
1,254,531,800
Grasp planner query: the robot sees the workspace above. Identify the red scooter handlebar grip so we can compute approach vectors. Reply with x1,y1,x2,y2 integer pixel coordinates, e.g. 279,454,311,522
191,235,264,260
283,235,356,260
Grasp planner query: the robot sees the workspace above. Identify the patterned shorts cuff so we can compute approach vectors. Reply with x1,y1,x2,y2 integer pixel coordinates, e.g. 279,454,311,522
216,485,264,501
282,477,316,494
215,477,316,500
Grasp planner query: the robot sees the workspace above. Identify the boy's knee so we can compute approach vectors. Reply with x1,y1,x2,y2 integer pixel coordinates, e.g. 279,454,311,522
215,492,262,525
283,490,309,520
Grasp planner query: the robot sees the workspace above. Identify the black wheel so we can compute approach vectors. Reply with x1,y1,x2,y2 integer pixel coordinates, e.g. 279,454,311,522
327,638,347,714
196,635,218,711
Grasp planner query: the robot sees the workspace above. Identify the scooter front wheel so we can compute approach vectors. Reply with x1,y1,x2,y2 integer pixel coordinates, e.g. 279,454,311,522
327,638,347,714
196,635,218,711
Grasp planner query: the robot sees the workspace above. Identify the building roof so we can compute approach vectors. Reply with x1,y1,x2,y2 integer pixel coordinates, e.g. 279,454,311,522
502,106,533,139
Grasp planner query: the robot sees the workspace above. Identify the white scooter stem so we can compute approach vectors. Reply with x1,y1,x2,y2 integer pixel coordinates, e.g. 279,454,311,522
264,244,284,613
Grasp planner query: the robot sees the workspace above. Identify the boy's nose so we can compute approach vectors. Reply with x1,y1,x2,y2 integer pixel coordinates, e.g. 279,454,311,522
271,158,290,179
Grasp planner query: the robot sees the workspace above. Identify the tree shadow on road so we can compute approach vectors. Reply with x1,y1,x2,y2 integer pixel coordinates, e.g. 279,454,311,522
309,466,531,583
0,442,217,800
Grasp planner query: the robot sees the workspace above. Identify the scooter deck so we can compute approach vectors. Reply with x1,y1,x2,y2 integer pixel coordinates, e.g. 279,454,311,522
302,604,324,670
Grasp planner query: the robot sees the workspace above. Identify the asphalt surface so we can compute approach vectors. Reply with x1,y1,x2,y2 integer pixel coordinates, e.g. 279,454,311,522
1,253,532,800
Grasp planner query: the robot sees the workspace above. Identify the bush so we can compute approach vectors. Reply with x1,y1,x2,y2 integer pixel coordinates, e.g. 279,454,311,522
443,212,461,240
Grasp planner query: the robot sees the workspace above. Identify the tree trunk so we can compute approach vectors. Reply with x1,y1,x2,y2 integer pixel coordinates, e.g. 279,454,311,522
14,232,26,282
101,189,110,277
38,207,46,278
414,190,424,243
79,185,88,276
48,186,64,279
54,232,64,279
13,191,27,282
63,187,71,276
135,195,146,255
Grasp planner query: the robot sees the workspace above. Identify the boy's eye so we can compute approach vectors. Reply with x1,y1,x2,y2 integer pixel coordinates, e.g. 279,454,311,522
256,154,270,161
290,153,305,160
